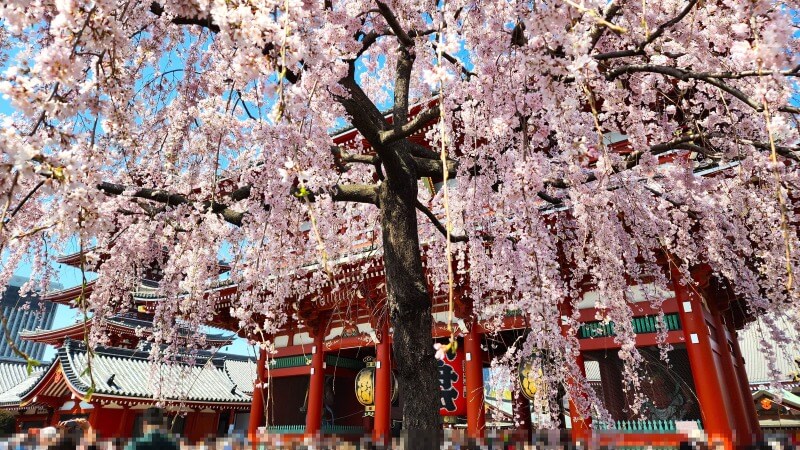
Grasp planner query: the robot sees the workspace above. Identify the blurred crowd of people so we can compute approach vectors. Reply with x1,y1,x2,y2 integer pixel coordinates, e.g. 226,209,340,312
0,411,797,450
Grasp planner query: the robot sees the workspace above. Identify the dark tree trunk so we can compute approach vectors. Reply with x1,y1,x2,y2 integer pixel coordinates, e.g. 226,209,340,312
379,153,440,448
336,69,441,448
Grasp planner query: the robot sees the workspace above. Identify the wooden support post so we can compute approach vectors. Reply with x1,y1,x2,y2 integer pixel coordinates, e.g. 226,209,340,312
568,352,592,442
560,301,591,442
464,321,485,439
710,308,754,445
672,265,734,449
247,347,267,442
305,330,326,436
373,321,392,444
515,392,533,441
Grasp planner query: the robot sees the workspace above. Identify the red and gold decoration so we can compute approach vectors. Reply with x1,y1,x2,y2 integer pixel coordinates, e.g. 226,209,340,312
437,340,467,416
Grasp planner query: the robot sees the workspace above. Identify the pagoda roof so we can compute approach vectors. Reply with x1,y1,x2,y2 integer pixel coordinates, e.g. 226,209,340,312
0,340,255,409
56,247,231,274
20,314,235,347
40,281,96,305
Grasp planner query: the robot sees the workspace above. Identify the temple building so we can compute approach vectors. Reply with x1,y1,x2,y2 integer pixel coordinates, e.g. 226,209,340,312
0,255,256,439
0,106,791,448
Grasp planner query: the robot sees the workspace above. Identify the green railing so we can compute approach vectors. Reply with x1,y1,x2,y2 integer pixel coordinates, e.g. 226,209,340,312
265,425,305,434
594,419,701,433
270,355,310,369
325,355,365,371
269,355,364,370
322,425,364,434
265,425,364,435
578,313,681,339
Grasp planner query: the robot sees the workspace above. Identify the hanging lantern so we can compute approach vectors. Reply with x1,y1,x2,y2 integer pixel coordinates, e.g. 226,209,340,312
355,357,397,416
518,357,544,401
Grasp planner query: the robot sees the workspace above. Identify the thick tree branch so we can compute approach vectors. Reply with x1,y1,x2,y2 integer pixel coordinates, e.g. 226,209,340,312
408,142,440,160
375,1,414,47
97,182,245,226
380,105,440,144
335,69,390,151
394,47,415,129
412,156,458,178
330,184,379,205
414,199,468,243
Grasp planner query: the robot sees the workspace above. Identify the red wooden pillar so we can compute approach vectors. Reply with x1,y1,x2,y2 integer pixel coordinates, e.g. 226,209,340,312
247,347,267,441
373,321,392,444
514,393,532,441
710,308,754,445
464,321,486,438
567,352,591,442
305,330,326,436
672,266,733,448
560,301,591,442
729,326,762,441
117,407,130,438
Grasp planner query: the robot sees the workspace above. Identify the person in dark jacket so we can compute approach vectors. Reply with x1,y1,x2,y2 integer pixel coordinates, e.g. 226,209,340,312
124,407,179,450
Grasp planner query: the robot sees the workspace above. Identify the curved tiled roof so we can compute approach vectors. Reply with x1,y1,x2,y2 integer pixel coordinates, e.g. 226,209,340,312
0,362,41,393
739,319,800,385
0,364,49,408
223,359,257,395
58,340,252,404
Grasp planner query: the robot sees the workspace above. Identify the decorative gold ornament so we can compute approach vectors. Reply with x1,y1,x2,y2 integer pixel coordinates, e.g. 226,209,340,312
760,398,773,410
518,358,544,401
355,357,397,416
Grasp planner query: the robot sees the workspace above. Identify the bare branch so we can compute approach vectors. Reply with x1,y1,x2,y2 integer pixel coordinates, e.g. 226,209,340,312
380,105,440,144
414,199,468,243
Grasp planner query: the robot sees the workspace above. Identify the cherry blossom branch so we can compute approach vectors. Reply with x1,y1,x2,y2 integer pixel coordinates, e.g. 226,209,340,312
96,182,246,226
431,41,477,79
149,2,220,33
414,199,468,243
606,64,771,112
562,0,628,34
588,2,622,52
594,0,699,61
149,2,299,83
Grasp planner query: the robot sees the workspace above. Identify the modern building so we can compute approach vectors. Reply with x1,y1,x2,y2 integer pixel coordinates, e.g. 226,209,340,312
0,276,58,363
